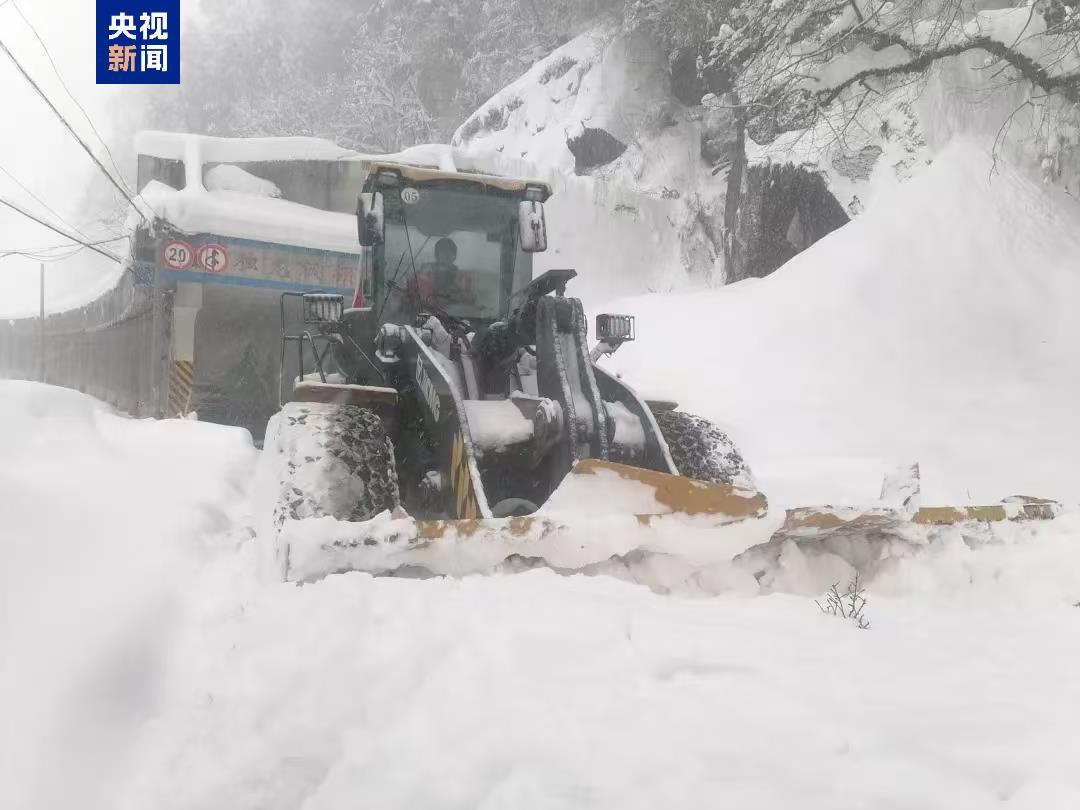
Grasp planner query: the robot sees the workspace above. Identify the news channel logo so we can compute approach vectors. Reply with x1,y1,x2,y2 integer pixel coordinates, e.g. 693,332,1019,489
96,1,180,85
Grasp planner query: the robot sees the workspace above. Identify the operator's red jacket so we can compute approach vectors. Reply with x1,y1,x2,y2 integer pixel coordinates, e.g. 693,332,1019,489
406,264,472,301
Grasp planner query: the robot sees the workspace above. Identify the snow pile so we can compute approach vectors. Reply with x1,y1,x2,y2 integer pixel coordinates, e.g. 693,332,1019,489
0,380,255,810
204,164,283,198
603,138,1080,507
277,506,777,586
534,173,699,305
462,399,533,450
737,510,1080,596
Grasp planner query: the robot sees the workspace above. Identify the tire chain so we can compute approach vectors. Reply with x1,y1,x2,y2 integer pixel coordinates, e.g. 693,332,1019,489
654,410,754,489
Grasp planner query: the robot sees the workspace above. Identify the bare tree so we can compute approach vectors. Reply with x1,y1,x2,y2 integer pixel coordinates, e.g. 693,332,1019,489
704,0,1080,146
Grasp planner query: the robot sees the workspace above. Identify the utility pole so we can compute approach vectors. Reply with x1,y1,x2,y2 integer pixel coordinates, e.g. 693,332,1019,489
149,237,163,416
39,262,45,383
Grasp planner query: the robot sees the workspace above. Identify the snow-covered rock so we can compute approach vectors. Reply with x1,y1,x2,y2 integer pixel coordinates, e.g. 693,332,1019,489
454,23,859,289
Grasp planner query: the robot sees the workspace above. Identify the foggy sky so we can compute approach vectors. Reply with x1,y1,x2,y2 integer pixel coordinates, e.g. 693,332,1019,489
0,0,199,315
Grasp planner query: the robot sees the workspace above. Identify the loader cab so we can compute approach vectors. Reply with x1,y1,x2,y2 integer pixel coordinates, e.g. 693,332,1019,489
358,162,551,327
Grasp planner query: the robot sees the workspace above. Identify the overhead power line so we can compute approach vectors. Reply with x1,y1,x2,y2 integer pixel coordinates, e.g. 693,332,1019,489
0,34,148,223
0,233,127,263
0,197,123,263
10,0,132,191
3,235,126,254
1,245,87,262
0,164,98,242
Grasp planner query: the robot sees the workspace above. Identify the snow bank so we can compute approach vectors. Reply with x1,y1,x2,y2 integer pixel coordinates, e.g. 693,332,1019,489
534,173,698,306
603,138,1080,507
0,381,256,810
739,509,1080,599
279,509,777,585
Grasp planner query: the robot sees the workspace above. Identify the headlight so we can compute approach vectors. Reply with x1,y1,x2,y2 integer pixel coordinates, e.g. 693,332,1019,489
595,313,635,342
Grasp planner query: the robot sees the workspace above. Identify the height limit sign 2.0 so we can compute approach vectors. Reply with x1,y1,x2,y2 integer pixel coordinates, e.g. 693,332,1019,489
96,1,180,85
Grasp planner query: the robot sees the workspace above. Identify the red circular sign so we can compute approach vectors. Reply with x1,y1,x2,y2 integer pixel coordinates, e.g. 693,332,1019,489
196,243,229,274
163,239,194,270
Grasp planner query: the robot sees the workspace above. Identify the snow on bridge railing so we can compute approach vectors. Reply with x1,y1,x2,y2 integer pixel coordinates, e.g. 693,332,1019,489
0,265,170,416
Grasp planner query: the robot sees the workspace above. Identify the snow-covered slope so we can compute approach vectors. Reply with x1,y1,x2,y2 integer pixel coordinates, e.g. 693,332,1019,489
603,138,1080,507
454,24,720,196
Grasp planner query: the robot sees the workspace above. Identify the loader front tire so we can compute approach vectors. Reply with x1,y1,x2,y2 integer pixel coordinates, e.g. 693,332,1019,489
273,401,400,525
653,410,755,490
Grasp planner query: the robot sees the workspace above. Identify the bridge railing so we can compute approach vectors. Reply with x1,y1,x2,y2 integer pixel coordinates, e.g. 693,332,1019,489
0,268,171,417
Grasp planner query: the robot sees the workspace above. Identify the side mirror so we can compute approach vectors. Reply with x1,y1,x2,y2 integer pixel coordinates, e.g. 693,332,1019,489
518,200,548,253
357,192,385,247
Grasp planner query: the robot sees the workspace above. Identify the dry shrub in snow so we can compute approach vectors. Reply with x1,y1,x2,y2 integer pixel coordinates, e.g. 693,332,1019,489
816,574,871,630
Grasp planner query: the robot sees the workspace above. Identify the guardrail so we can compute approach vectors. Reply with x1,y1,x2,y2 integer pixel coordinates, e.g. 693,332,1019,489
0,268,171,416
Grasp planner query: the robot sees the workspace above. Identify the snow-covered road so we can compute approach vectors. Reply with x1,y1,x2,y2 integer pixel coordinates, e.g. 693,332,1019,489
3,379,1080,810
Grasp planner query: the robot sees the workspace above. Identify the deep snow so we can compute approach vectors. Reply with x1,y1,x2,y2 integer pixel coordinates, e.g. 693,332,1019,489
4,374,1080,809
115,548,1080,810
5,117,1080,810
0,381,255,810
4,3,1080,802
603,138,1080,507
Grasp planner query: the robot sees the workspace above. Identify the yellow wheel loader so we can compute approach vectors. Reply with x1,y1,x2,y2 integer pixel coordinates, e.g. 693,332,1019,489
263,161,767,581
262,160,1060,584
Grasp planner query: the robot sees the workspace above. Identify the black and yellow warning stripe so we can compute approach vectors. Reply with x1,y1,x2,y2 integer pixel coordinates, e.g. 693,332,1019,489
167,359,195,417
449,432,478,519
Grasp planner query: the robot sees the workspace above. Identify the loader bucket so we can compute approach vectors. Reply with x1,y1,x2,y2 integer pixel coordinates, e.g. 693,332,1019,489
766,460,1059,541
773,497,1061,539
278,459,769,582
541,458,768,520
